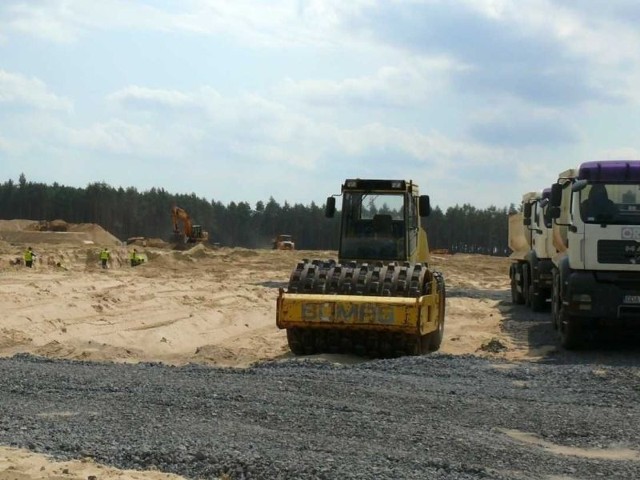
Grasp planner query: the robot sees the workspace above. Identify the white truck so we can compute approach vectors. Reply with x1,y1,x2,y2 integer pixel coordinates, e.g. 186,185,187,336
549,160,640,348
509,189,556,311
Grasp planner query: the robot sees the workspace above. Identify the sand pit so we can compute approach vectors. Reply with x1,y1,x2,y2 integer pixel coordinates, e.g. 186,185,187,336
0,215,539,368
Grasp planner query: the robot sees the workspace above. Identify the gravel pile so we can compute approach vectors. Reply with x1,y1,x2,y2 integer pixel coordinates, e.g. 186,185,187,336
0,353,639,479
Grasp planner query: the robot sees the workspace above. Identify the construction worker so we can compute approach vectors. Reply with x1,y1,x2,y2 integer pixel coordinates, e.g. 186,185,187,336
100,248,110,269
23,247,35,268
130,248,138,267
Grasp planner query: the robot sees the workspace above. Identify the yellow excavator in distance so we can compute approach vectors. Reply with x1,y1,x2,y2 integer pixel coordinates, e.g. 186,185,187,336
171,206,209,244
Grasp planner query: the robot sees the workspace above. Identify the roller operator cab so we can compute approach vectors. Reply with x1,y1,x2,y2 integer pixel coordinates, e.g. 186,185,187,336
549,160,640,348
276,179,446,357
509,189,556,311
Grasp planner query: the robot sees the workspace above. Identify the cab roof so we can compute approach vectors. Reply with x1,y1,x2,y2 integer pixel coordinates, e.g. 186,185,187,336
578,160,640,183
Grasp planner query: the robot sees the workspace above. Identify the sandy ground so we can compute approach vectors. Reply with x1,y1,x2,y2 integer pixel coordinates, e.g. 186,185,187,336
0,219,526,478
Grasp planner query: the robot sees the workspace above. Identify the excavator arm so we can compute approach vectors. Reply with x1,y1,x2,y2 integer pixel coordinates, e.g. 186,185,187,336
171,206,193,238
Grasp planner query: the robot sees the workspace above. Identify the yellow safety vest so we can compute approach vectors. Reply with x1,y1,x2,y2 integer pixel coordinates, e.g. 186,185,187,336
24,250,33,261
100,250,109,260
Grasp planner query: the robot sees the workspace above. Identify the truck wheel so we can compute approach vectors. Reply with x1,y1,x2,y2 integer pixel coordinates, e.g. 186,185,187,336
522,264,531,308
511,275,522,305
551,272,561,330
559,311,583,350
529,285,547,312
556,278,583,349
511,265,525,305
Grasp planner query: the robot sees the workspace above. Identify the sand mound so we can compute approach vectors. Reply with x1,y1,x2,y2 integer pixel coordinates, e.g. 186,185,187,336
0,219,36,231
183,243,208,258
69,223,121,245
0,219,121,246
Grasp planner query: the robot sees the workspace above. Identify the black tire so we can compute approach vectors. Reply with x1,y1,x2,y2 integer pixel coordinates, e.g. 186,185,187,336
301,329,316,355
428,274,446,351
555,275,583,350
551,271,561,331
510,264,525,305
522,263,531,308
558,310,583,350
529,284,547,312
286,328,305,355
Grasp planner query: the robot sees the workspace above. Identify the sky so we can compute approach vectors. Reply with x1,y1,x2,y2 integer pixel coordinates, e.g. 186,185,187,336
1,0,640,210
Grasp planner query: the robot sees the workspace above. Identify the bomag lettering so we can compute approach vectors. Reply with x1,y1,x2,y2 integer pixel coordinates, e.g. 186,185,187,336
301,302,397,325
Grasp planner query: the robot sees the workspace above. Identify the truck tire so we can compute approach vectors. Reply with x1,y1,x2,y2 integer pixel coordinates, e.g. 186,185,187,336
529,284,547,312
522,264,531,308
559,311,583,350
556,278,583,350
551,273,561,330
511,265,525,305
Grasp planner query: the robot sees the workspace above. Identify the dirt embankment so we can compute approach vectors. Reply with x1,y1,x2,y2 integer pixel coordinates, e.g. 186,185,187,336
0,219,121,247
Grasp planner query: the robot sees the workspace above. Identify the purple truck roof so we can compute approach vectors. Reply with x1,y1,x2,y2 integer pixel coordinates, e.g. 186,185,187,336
578,161,640,182
542,188,551,199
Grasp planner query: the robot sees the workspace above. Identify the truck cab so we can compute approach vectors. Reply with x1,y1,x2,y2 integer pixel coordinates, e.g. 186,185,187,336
549,160,640,348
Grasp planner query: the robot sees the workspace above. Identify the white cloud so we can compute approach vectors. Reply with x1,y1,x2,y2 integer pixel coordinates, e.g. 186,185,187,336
0,70,72,111
468,106,581,147
108,86,195,110
593,147,640,161
62,119,205,158
462,0,640,102
3,0,173,43
99,84,502,178
281,58,459,108
0,0,372,48
5,1,80,43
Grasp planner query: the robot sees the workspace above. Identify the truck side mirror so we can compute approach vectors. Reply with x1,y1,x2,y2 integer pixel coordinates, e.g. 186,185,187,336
523,201,532,226
549,183,564,219
325,197,336,218
550,183,562,208
419,195,431,217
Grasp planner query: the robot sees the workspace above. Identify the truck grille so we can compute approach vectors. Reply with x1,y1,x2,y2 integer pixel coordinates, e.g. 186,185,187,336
597,240,640,264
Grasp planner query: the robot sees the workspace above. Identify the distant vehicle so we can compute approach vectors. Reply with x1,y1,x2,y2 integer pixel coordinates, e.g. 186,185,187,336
171,206,209,245
272,234,295,250
126,236,148,247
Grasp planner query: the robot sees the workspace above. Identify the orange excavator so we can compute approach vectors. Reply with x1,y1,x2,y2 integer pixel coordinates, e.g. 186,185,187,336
171,206,209,244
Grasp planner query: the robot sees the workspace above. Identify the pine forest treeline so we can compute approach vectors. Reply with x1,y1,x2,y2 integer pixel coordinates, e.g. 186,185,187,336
0,175,517,255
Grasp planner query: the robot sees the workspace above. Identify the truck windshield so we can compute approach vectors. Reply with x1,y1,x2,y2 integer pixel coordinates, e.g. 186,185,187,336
579,183,640,225
340,192,406,260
